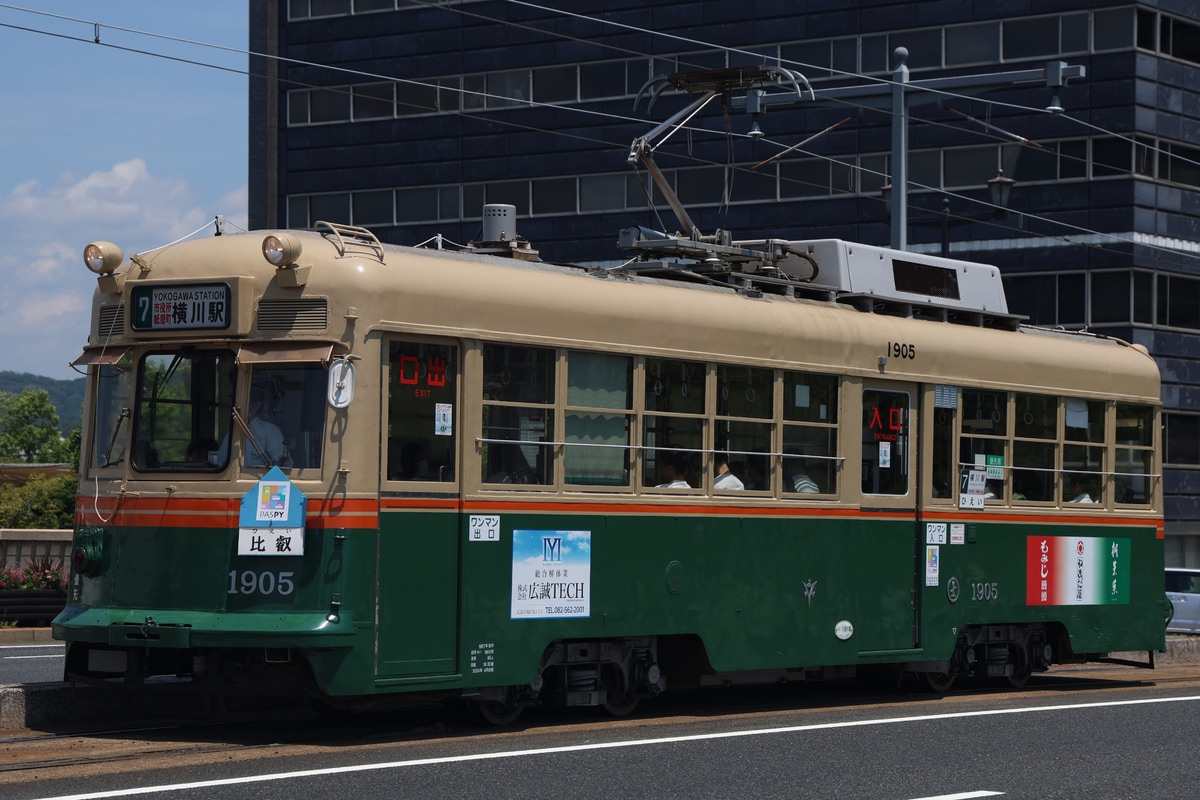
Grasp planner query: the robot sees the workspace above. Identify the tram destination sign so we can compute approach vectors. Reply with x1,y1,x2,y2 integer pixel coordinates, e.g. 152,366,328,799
131,283,231,332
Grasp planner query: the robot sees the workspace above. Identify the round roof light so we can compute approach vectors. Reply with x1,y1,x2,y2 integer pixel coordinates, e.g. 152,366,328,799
263,233,303,267
83,241,124,275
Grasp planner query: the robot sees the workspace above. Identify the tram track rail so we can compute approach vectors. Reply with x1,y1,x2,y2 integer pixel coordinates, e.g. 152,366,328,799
4,664,1200,780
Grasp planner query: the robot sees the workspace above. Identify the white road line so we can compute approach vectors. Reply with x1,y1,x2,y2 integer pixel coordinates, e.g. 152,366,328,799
4,654,62,659
910,793,1003,800
0,644,63,650
29,694,1200,800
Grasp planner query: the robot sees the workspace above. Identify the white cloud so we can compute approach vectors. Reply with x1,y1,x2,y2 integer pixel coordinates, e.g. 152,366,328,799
0,159,247,380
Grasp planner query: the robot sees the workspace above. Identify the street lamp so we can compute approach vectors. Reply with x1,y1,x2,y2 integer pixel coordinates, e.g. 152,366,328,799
986,170,1015,211
882,170,1016,257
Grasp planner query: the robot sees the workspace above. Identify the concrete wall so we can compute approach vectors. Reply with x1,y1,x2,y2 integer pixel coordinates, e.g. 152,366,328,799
0,530,72,570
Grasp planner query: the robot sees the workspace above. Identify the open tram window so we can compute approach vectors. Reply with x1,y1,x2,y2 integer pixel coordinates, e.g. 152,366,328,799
481,344,554,486
959,389,1009,501
91,352,134,470
714,365,772,492
386,340,457,482
564,351,632,487
783,372,838,496
643,357,705,489
1114,403,1154,505
1062,399,1105,504
241,364,327,470
1012,393,1058,502
861,389,909,496
132,349,236,472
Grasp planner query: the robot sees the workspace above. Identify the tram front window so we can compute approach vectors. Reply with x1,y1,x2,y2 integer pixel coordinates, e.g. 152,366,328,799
91,352,134,469
132,349,236,472
242,365,328,470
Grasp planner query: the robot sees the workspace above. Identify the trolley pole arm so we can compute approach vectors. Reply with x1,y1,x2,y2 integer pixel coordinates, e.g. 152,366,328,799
628,91,719,241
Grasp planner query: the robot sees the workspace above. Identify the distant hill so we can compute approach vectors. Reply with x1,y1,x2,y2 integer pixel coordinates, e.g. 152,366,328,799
0,371,86,436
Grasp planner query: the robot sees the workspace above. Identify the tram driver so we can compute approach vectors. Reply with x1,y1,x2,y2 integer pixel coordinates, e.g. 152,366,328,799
244,387,288,467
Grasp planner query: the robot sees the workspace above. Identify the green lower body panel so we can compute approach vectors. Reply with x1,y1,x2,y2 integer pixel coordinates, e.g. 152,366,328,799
54,606,356,649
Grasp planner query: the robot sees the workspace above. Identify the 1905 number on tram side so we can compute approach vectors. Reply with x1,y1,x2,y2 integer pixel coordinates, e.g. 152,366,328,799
228,570,295,596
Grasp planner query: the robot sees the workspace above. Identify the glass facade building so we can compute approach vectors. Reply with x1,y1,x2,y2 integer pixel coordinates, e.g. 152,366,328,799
249,0,1200,562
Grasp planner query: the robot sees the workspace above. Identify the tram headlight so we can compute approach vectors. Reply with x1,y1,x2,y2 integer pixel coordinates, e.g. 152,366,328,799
71,545,90,572
83,241,124,275
262,233,303,267
71,527,106,578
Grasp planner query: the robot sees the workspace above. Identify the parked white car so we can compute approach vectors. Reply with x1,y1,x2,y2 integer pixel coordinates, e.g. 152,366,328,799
1166,568,1200,633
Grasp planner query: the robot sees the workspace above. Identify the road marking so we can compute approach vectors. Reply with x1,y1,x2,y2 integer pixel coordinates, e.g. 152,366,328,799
910,793,1003,800
4,654,62,659
29,694,1200,800
0,644,63,651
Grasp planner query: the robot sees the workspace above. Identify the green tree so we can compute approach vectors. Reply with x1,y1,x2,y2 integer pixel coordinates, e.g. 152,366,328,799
0,474,77,529
0,389,80,465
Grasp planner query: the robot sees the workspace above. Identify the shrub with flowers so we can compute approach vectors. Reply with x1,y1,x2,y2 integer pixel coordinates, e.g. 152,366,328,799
0,556,66,591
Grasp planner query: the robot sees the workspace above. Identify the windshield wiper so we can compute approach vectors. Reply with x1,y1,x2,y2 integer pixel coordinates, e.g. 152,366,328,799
231,406,274,467
103,407,130,467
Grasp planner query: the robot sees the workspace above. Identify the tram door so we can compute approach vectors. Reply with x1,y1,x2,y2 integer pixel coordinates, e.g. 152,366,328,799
859,382,920,651
376,338,461,678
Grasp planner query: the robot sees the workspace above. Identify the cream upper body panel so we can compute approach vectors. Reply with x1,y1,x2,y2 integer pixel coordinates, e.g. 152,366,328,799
87,229,1160,404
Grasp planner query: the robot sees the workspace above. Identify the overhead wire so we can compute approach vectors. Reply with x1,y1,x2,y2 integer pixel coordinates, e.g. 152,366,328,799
433,0,1200,261
0,1,1193,265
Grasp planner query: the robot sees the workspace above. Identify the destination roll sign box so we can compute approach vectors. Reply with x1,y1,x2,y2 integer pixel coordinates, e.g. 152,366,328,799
131,282,232,332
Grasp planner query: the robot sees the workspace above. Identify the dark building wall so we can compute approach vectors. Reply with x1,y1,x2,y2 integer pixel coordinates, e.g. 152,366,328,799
253,3,1181,259
252,0,1200,557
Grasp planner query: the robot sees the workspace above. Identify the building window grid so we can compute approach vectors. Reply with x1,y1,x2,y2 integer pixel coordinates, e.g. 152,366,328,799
1003,268,1197,332
284,8,1126,125
288,0,483,21
1165,412,1200,467
287,133,1143,228
280,9,1189,230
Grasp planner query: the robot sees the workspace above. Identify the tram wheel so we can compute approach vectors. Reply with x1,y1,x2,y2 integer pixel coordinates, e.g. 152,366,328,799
1005,649,1033,689
918,670,955,693
603,695,641,717
601,688,641,718
599,665,641,717
473,698,524,727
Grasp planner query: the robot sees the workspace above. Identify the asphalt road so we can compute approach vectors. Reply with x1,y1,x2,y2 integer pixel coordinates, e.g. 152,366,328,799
0,642,63,685
4,665,1200,800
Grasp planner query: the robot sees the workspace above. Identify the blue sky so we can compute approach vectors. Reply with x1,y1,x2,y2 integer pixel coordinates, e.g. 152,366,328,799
0,2,248,381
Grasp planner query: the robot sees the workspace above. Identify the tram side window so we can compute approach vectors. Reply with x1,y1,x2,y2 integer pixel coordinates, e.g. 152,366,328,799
644,357,705,489
1012,393,1057,502
862,389,909,495
714,365,773,491
386,340,457,482
482,344,554,485
1063,399,1105,504
783,372,838,496
960,389,1008,500
565,351,632,487
91,353,134,469
245,365,328,470
930,385,957,499
133,349,236,472
1114,403,1154,505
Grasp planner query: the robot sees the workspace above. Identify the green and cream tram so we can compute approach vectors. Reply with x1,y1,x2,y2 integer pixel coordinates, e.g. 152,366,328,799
56,218,1166,721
